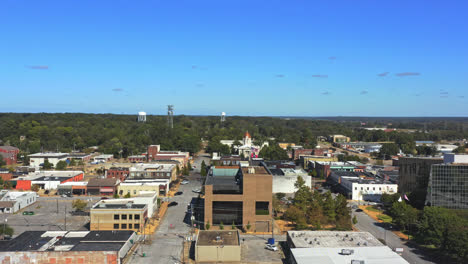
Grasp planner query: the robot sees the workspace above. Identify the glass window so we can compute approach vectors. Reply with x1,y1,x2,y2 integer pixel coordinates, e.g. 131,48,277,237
255,201,269,215
134,190,137,195
135,214,140,220
355,187,357,190
114,224,119,229
114,214,119,220
129,224,133,229
121,214,127,220
134,224,140,229
373,187,375,190
121,224,127,229
129,214,133,220
367,187,369,190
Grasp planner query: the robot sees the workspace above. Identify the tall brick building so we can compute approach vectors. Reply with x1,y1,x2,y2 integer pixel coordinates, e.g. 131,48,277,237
147,145,189,166
204,165,273,232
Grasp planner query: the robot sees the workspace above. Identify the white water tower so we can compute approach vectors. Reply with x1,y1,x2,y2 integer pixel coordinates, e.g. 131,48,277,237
221,112,226,122
138,111,147,122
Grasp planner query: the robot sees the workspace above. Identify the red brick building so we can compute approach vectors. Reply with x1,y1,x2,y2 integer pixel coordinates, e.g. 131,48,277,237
147,145,190,166
0,169,12,181
106,167,129,182
0,146,19,165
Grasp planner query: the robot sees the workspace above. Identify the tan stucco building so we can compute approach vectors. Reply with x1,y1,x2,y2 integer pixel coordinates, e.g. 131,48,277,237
204,165,273,232
90,200,148,232
195,230,241,262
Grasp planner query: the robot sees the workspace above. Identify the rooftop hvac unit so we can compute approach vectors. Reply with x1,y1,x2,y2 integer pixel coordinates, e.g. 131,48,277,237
341,249,354,255
351,260,364,264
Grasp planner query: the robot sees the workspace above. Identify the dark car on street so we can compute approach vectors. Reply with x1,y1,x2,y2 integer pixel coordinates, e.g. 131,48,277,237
168,201,178,207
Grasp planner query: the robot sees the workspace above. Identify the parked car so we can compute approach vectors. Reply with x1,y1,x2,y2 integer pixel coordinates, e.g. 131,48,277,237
175,191,183,196
192,189,201,193
22,211,34,215
101,197,109,200
265,244,278,251
168,201,178,207
181,180,189,185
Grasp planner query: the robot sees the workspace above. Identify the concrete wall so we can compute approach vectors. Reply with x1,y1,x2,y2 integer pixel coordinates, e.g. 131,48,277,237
273,175,311,193
196,245,241,262
0,251,119,264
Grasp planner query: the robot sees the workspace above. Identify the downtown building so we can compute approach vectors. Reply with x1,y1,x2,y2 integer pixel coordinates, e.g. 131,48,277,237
426,154,468,209
204,165,273,232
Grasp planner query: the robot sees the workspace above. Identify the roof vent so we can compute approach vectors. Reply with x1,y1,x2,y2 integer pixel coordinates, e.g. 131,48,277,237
351,260,365,264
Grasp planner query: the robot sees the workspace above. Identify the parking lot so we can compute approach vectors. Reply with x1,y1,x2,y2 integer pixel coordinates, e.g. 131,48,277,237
3,196,100,235
241,235,285,264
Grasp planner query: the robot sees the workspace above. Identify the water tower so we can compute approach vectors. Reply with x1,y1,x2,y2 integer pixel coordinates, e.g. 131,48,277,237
138,111,147,122
221,112,226,122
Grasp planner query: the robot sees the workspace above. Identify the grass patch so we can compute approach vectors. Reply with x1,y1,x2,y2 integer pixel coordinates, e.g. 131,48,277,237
366,206,382,213
377,214,393,223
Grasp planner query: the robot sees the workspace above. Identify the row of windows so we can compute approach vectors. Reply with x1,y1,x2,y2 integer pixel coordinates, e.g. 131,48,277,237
114,214,140,220
114,223,140,229
355,187,383,191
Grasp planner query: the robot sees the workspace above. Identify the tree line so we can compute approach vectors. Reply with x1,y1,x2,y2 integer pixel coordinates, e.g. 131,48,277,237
381,193,468,262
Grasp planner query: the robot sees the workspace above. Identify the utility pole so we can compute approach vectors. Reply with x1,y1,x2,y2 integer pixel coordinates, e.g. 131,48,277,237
64,205,67,231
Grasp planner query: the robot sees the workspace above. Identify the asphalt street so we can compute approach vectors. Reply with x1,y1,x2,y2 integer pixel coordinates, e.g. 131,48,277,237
350,201,437,264
129,156,205,264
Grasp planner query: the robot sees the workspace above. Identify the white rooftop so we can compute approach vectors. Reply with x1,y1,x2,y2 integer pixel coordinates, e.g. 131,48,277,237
129,163,176,172
29,152,69,157
291,247,408,264
288,231,383,248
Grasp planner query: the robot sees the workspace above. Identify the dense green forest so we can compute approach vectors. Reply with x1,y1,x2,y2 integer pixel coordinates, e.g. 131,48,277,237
1,113,467,158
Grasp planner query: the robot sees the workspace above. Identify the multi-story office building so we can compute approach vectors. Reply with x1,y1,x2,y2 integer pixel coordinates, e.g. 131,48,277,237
426,154,468,209
90,192,158,232
204,165,273,232
398,157,443,194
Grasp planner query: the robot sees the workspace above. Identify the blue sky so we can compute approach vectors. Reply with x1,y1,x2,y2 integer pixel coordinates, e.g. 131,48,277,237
1,0,467,116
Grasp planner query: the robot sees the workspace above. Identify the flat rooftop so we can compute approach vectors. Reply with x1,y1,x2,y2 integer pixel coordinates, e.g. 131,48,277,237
288,231,383,248
197,230,239,246
92,201,146,210
28,152,69,158
241,166,269,175
291,247,409,264
0,231,134,252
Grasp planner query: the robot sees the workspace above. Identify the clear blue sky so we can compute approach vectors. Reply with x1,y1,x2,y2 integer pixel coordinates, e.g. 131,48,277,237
1,0,467,116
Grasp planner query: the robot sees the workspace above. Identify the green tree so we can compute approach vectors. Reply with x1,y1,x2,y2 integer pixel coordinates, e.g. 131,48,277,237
284,205,307,228
322,192,336,223
231,221,236,230
389,201,418,232
55,160,68,170
258,144,289,160
219,222,224,230
454,145,466,154
42,160,53,169
205,221,211,230
31,184,40,192
72,199,87,212
379,143,400,159
200,160,207,177
0,224,14,236
124,193,131,198
69,159,77,167
352,215,358,225
417,207,456,247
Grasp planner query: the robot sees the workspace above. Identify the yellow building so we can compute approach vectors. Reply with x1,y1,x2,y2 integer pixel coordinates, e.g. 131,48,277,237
301,155,338,170
330,134,351,143
118,179,170,197
278,143,296,150
90,201,147,232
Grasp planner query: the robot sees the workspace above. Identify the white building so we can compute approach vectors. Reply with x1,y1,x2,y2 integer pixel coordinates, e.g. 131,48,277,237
118,179,171,197
0,190,37,213
93,191,158,217
220,131,269,158
17,171,84,191
93,154,114,162
329,171,398,201
28,153,69,168
272,168,311,194
287,231,408,264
